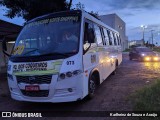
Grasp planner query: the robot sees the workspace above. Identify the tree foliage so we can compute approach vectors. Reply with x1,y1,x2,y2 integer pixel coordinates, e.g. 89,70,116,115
89,11,99,19
75,2,85,10
74,2,99,19
0,0,72,21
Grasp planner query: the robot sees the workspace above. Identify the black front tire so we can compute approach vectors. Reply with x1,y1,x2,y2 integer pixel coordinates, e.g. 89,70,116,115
87,75,96,99
112,62,117,75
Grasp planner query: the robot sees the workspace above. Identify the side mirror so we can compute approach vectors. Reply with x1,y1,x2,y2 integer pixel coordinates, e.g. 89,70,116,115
2,38,11,57
2,39,7,51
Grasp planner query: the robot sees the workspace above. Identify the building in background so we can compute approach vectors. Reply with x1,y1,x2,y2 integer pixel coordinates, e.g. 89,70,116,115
99,13,128,50
0,19,22,73
128,40,143,48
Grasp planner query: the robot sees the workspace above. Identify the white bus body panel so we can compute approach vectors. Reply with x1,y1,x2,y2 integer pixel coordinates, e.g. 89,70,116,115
7,10,122,103
8,53,87,103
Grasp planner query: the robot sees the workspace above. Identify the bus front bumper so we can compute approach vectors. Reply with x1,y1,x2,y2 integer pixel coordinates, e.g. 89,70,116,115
11,92,82,103
9,74,85,103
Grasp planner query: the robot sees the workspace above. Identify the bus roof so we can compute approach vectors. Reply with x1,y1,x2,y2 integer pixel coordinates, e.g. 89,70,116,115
26,10,82,24
26,10,118,33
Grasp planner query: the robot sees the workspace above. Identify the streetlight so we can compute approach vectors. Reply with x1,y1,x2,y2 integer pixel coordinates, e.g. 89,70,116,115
140,25,147,45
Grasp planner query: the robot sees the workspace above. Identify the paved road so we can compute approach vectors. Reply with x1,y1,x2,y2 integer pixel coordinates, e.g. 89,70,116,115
1,53,160,120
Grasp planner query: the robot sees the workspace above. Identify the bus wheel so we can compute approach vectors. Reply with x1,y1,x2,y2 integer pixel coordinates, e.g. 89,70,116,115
87,75,96,99
111,63,117,75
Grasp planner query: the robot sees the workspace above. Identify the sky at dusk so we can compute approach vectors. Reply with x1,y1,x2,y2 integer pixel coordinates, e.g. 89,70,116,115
72,0,160,44
1,0,160,44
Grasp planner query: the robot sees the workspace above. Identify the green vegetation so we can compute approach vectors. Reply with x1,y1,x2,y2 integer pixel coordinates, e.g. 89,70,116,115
123,48,130,52
0,0,72,21
132,80,160,120
133,80,160,111
153,47,160,53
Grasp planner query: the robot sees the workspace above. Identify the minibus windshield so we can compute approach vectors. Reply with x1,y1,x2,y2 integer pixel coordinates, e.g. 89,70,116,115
12,15,80,57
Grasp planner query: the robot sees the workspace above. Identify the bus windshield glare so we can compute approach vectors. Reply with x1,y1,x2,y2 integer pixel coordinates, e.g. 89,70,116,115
12,15,80,57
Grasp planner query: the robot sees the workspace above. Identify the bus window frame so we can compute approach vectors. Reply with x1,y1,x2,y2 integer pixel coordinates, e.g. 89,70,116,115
99,27,106,46
113,32,118,46
115,33,120,45
83,19,97,54
93,23,103,47
118,35,122,45
102,28,110,46
107,30,114,45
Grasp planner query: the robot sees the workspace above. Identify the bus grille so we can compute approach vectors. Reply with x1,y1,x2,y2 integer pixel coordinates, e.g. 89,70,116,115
21,90,49,97
16,75,52,84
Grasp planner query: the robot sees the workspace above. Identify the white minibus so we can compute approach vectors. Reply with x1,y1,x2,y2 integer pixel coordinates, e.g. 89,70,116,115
3,10,122,103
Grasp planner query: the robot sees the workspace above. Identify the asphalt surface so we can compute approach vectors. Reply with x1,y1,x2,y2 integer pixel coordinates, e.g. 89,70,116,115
1,53,160,120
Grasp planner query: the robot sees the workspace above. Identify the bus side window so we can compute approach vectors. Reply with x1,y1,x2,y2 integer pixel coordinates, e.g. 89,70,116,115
83,22,95,50
103,28,110,46
116,34,120,45
94,24,103,46
110,31,115,46
113,33,118,46
100,27,106,45
107,30,113,45
118,35,122,45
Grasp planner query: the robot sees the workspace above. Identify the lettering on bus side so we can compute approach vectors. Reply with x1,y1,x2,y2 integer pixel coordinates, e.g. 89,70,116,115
91,55,96,63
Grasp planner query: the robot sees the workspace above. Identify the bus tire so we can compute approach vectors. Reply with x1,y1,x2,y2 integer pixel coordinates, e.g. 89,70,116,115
116,59,118,67
112,61,117,75
87,75,96,99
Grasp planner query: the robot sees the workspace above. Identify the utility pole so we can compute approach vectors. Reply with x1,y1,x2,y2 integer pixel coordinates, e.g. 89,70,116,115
141,25,147,45
151,30,154,49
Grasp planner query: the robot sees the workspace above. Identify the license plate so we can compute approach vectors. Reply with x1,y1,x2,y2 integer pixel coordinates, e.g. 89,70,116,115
25,85,40,91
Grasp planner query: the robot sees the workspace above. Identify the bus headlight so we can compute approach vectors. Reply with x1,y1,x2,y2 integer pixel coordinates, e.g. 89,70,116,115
66,72,72,77
73,70,81,75
141,54,145,56
59,73,65,79
153,57,159,61
59,70,82,80
145,57,151,61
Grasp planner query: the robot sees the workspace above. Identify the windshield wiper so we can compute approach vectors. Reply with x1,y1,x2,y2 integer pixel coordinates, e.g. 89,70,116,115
23,48,39,55
39,52,71,57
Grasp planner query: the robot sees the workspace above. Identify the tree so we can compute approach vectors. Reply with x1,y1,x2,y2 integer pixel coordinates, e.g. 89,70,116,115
75,2,85,10
68,0,72,10
145,41,149,47
89,11,99,19
0,0,73,21
74,2,99,19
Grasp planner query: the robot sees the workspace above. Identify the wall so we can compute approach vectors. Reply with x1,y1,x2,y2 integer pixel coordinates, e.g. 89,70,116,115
0,42,14,73
100,14,115,28
0,42,6,67
99,14,128,50
128,40,143,47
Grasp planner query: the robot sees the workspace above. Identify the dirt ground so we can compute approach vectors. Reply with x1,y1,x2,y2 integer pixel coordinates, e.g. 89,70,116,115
0,53,160,120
